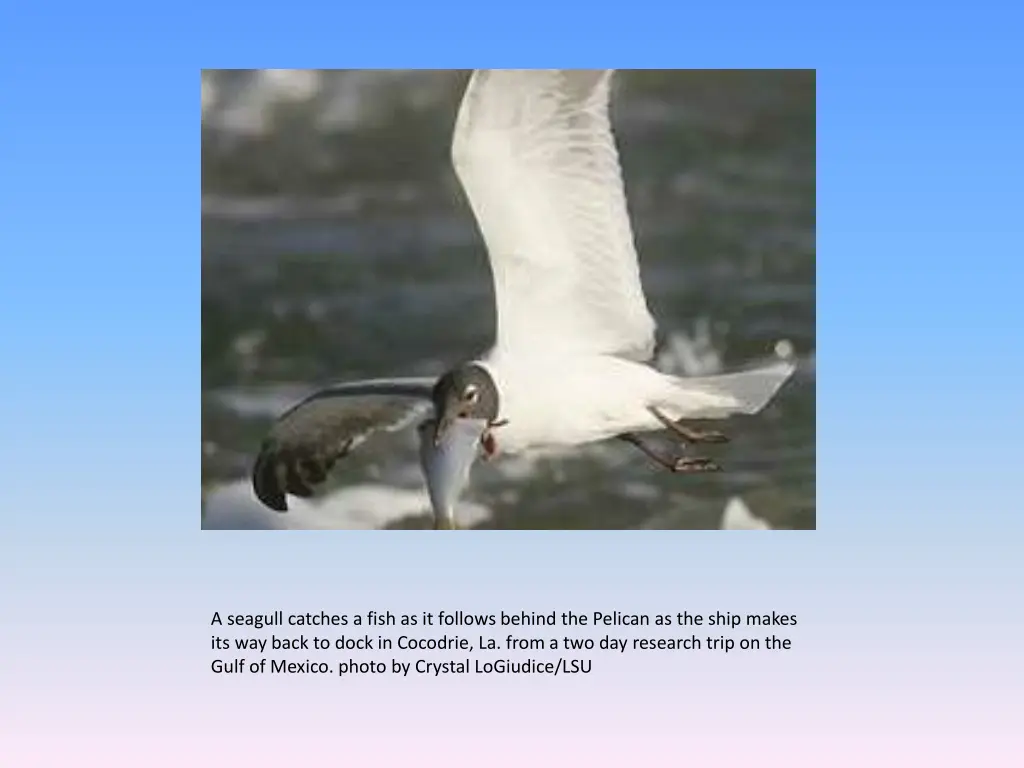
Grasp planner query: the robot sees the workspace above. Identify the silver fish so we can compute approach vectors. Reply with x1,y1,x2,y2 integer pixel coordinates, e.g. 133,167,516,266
417,417,488,529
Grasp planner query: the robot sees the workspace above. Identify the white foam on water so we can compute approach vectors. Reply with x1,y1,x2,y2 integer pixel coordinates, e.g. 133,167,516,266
720,496,771,530
203,479,492,530
201,74,216,115
621,481,659,501
202,70,459,137
210,385,316,419
259,69,320,102
655,320,724,376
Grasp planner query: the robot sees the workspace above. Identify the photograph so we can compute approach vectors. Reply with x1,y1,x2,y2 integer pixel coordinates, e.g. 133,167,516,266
14,8,1023,767
201,68,815,530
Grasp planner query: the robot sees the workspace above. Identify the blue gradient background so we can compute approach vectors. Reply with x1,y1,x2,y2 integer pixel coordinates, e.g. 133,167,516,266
2,1,1023,765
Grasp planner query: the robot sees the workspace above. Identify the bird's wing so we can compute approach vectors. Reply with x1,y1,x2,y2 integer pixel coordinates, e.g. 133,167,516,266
452,69,657,362
251,378,435,512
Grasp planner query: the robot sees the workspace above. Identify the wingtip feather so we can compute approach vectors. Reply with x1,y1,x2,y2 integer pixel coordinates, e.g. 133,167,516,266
251,450,289,512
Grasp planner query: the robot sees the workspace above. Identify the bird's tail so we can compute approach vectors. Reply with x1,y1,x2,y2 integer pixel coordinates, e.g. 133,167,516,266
665,359,797,419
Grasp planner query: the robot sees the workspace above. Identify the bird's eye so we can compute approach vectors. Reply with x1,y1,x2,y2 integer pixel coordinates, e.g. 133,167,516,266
464,385,479,403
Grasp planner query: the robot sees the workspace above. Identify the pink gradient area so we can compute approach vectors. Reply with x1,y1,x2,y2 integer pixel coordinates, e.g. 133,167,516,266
2,673,1020,767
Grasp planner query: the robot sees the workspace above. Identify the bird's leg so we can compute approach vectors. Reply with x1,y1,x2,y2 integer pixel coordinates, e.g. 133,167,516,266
618,433,721,474
648,406,729,444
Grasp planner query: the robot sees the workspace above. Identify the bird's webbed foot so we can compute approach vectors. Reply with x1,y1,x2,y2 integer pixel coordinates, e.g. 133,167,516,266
618,433,723,474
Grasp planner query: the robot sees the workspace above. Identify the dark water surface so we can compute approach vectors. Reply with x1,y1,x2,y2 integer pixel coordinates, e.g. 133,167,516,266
201,69,815,530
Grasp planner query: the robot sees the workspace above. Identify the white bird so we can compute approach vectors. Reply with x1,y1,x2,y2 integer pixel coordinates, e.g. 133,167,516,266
251,70,795,529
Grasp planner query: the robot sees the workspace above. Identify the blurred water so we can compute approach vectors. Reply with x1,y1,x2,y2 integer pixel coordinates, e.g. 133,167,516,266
201,69,815,530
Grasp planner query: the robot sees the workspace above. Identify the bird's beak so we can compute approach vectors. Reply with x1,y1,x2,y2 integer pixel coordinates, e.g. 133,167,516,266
433,391,462,447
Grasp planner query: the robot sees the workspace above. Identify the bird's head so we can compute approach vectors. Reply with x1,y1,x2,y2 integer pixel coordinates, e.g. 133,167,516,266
431,363,499,446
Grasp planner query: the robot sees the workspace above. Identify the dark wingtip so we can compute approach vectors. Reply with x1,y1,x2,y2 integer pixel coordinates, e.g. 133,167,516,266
252,450,289,512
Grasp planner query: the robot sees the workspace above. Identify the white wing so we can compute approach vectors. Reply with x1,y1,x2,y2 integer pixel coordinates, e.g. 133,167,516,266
452,69,656,362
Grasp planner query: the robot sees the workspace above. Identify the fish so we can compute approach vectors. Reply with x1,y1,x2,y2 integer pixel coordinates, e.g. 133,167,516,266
416,417,488,529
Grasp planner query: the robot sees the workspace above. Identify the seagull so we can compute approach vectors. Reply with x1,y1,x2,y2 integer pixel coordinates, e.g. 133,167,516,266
250,69,795,529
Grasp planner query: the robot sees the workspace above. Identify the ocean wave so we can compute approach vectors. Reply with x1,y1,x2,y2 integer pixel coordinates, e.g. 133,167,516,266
720,496,771,530
202,478,492,530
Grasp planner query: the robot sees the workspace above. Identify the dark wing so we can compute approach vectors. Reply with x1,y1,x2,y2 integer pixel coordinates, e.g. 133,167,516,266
251,378,435,512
